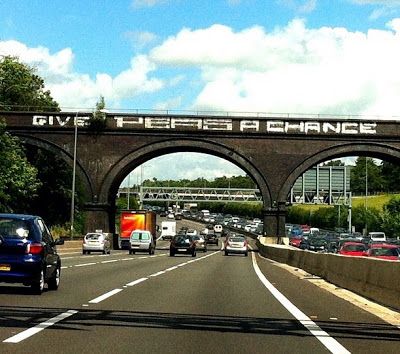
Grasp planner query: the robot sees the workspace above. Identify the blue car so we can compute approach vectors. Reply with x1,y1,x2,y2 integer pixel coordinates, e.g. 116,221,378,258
0,214,64,294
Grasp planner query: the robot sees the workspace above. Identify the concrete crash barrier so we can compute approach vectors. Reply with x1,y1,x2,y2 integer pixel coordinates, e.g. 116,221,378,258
57,240,83,252
256,239,400,311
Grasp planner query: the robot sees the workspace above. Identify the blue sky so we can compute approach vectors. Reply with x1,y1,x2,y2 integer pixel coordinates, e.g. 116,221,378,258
1,0,399,181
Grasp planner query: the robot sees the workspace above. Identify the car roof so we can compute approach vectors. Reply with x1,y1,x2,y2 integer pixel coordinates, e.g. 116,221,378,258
370,243,398,248
0,213,38,220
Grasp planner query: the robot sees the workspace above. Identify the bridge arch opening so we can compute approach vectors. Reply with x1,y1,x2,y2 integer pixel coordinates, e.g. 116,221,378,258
280,143,400,238
98,140,272,235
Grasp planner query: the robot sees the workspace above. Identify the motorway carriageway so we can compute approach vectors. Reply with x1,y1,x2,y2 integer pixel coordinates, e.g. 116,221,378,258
0,224,399,353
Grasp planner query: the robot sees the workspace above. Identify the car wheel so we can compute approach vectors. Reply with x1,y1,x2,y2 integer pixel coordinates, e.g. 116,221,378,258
245,252,248,257
31,269,45,294
87,251,91,255
82,250,86,255
48,265,61,290
102,249,106,254
224,251,228,256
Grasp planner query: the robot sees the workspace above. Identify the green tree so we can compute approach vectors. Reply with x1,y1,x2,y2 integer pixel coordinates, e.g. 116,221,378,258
87,95,107,133
380,197,400,238
322,160,344,166
0,119,41,211
381,161,400,193
350,157,383,195
0,56,59,111
24,146,83,227
0,56,79,230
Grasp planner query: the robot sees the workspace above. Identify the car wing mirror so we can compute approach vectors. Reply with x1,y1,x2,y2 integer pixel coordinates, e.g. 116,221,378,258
54,238,65,246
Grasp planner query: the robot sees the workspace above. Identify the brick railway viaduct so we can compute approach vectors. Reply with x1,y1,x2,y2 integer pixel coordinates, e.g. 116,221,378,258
3,111,400,242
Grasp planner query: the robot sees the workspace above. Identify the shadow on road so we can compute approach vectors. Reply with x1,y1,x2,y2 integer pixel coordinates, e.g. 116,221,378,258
0,306,399,342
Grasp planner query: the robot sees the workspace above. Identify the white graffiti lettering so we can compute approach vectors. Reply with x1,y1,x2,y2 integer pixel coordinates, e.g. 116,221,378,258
267,121,284,133
114,116,143,128
322,122,341,134
240,120,259,131
203,119,233,130
360,122,377,134
171,118,202,129
32,115,89,127
30,115,378,135
145,117,170,129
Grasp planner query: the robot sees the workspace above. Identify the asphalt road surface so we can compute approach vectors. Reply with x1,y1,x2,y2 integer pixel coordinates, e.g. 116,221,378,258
0,219,399,353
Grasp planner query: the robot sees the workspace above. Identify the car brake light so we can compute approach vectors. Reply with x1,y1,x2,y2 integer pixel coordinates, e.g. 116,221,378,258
26,243,44,254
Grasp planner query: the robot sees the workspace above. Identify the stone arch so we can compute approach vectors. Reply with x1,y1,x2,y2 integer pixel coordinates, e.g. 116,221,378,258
278,142,400,202
99,137,272,208
17,134,94,200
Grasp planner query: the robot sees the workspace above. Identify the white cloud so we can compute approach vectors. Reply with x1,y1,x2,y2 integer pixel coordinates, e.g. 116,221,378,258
4,19,400,116
0,40,164,110
124,30,158,50
149,19,400,116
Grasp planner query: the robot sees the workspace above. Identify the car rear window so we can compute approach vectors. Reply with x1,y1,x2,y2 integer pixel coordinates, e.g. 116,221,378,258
229,237,245,242
131,232,150,241
344,244,366,251
371,248,399,256
174,235,190,243
85,233,102,240
0,218,32,239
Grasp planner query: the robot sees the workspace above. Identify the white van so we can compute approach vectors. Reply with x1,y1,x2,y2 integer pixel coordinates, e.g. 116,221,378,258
161,221,176,240
368,232,386,242
129,230,155,255
213,224,223,235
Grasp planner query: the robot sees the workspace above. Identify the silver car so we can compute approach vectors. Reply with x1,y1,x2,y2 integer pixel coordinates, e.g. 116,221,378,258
129,230,155,255
82,232,111,255
224,234,248,256
193,235,207,252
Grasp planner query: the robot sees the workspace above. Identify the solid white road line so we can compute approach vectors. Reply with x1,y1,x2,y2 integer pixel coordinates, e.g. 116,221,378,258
101,260,118,264
88,289,123,304
3,310,78,343
251,252,350,354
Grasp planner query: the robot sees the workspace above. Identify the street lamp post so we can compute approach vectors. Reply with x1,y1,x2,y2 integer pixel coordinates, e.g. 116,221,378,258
70,112,79,240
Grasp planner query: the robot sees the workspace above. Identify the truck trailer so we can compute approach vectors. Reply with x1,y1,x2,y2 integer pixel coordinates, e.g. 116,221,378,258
119,210,157,249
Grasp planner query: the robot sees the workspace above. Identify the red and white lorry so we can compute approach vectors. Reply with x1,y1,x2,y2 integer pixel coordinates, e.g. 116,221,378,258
118,210,157,249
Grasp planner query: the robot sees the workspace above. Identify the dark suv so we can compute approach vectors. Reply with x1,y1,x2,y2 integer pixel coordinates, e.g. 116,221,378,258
0,214,64,294
205,233,219,246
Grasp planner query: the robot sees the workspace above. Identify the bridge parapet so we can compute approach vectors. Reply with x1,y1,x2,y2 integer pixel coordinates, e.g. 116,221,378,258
2,110,399,137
